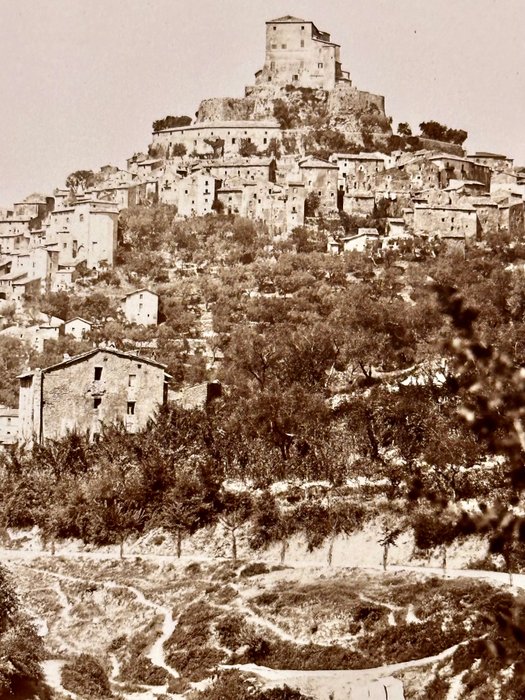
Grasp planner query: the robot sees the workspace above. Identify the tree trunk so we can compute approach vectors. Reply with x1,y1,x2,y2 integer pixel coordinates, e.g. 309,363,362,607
51,534,56,557
176,528,182,559
231,529,237,564
441,544,447,575
280,538,288,565
328,535,335,566
382,543,389,572
119,538,124,560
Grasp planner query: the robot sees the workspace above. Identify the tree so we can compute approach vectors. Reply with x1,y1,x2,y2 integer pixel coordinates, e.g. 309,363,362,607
304,192,320,218
419,120,468,145
219,491,253,563
204,138,225,158
170,143,187,158
152,115,192,132
162,475,208,557
397,122,412,137
0,336,30,407
238,139,258,158
65,169,96,190
0,565,44,696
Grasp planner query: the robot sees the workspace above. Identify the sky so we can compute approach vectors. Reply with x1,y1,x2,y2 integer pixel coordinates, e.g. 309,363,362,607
1,0,524,206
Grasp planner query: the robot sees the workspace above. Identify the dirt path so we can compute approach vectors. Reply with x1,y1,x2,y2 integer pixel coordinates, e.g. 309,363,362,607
11,562,180,681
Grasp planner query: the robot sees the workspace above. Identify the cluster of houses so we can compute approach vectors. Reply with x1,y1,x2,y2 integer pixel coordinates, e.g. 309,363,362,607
1,16,523,307
327,149,525,254
1,15,524,447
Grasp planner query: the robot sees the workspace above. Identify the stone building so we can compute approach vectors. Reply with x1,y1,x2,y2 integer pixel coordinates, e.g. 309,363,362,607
64,317,93,340
427,155,491,190
18,348,170,444
174,171,219,217
413,202,477,242
253,15,351,89
44,199,119,269
206,157,277,184
467,152,514,171
299,156,339,214
329,153,387,193
151,120,281,160
0,406,18,446
122,288,159,326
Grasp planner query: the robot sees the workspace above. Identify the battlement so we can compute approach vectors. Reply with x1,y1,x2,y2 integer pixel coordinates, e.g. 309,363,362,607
254,16,351,90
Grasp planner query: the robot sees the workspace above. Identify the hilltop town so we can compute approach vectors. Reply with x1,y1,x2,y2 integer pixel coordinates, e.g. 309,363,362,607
0,15,523,447
2,15,525,700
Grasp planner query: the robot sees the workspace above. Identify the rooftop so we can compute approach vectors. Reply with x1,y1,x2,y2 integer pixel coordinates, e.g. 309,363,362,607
18,347,169,379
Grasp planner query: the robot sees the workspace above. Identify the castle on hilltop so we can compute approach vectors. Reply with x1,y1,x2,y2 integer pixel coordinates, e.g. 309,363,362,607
253,15,352,90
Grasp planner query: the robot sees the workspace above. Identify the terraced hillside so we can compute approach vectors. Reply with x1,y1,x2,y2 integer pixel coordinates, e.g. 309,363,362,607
4,550,525,700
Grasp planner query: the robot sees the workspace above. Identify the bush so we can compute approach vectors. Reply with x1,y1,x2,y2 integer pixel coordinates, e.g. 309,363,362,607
152,115,192,131
61,654,112,698
240,562,270,577
119,655,168,685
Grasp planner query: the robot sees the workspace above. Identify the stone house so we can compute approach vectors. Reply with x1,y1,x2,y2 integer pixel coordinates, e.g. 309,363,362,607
207,157,277,184
64,317,93,340
0,275,42,306
342,228,380,252
467,152,513,171
0,406,18,446
0,321,61,353
175,172,219,217
122,288,159,326
216,178,253,217
427,155,491,190
254,180,306,234
329,153,386,194
413,202,477,242
18,348,170,444
43,199,118,269
299,156,339,214
341,192,375,216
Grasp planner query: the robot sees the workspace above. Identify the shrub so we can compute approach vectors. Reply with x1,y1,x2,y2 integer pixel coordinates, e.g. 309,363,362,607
216,613,246,649
171,143,187,157
61,654,112,698
152,115,192,131
240,562,270,577
119,656,168,685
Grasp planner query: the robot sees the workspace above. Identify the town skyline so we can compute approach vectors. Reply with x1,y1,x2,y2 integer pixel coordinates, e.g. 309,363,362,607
1,0,524,207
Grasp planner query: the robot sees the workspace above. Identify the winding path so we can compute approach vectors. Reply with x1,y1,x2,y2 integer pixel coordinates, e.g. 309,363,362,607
5,548,525,700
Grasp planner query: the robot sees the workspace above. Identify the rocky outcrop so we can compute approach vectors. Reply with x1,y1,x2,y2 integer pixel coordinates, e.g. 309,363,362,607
195,84,392,151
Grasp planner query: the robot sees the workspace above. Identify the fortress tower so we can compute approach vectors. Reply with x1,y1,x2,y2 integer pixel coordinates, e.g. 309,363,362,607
254,15,352,90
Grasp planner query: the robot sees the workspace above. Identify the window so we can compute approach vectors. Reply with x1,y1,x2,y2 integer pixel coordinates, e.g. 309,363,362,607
293,74,298,81
94,367,102,381
138,303,143,311
281,44,287,49
79,214,84,222
318,62,323,68
127,401,136,415
300,40,304,48
232,138,236,144
94,397,101,409
271,43,277,49
128,374,136,388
